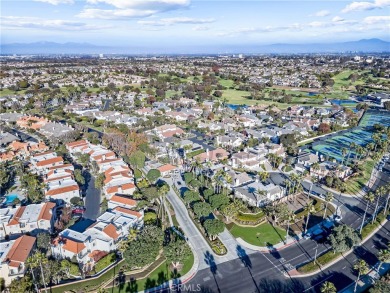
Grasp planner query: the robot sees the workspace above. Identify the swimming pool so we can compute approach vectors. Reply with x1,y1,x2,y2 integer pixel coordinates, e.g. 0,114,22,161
4,194,18,204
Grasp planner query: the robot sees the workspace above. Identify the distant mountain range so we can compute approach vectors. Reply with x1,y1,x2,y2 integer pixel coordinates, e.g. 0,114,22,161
1,38,389,55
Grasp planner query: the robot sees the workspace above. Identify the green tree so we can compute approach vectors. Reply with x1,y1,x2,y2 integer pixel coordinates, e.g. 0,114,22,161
74,169,85,186
0,162,11,190
321,281,337,293
323,192,334,219
70,196,83,206
183,190,200,207
377,249,390,273
369,273,390,293
329,224,361,253
163,236,191,269
8,275,32,293
193,202,212,219
209,194,230,211
142,186,159,202
95,173,106,189
128,151,146,169
146,169,161,182
353,260,369,293
264,203,290,226
78,153,90,167
36,232,51,252
360,192,375,234
123,225,164,270
303,201,317,234
203,218,225,240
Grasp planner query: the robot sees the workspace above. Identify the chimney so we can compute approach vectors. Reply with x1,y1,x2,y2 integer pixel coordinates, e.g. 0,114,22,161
118,185,123,194
206,148,209,158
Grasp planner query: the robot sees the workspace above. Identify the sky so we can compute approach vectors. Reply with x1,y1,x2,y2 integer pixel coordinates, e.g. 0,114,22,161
1,0,390,49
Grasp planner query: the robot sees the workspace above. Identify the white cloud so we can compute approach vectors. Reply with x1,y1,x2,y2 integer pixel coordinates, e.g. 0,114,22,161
77,9,156,19
363,15,390,24
1,16,108,31
34,0,74,4
217,24,303,37
138,17,215,26
193,25,210,31
332,16,345,22
342,0,390,13
79,0,190,19
313,10,330,17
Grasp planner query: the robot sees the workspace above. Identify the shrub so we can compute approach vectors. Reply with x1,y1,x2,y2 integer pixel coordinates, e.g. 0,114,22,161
94,253,116,273
144,212,157,224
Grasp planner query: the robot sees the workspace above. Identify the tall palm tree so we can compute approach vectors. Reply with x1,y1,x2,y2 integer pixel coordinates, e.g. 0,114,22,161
360,192,375,234
320,281,337,293
304,201,316,234
323,192,334,219
341,148,348,165
373,186,385,223
377,249,390,274
383,183,390,215
353,259,369,293
286,212,296,243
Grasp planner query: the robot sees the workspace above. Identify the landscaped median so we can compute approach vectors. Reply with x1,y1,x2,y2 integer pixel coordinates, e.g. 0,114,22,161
296,212,389,275
50,253,195,293
171,184,228,256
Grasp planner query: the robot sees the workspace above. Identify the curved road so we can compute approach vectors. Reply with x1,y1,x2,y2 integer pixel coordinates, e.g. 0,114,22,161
160,166,389,293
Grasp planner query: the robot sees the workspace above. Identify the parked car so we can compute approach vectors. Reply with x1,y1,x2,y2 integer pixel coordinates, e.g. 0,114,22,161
177,181,181,185
72,208,85,214
303,233,312,239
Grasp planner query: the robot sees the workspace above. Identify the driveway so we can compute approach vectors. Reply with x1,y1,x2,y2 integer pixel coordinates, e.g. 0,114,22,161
83,173,101,220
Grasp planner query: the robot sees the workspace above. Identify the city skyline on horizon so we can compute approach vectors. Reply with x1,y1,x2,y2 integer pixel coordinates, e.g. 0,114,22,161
1,0,390,51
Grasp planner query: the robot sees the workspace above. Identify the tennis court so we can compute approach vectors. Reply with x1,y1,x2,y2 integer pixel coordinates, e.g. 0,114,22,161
312,110,390,162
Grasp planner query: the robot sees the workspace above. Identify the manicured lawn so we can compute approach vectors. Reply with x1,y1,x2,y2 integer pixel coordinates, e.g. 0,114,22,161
229,222,286,246
345,159,374,195
111,254,194,293
218,78,235,88
0,88,25,97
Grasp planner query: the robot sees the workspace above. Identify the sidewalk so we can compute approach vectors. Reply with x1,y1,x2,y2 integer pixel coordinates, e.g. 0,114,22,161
339,263,390,293
291,218,389,278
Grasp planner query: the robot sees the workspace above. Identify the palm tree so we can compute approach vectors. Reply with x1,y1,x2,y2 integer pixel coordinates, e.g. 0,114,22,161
304,201,316,234
383,183,390,215
360,192,375,234
286,212,296,243
377,249,390,274
323,192,334,219
27,252,48,293
320,281,337,293
341,148,348,165
258,171,270,183
372,186,385,223
353,259,369,293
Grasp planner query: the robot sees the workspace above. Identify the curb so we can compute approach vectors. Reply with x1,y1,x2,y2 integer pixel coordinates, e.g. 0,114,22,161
291,218,389,278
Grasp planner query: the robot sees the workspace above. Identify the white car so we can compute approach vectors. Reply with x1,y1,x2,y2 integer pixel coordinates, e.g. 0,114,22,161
334,215,342,223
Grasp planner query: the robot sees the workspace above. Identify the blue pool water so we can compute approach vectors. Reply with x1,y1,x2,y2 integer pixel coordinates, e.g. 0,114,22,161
226,104,248,110
5,194,18,204
331,99,358,106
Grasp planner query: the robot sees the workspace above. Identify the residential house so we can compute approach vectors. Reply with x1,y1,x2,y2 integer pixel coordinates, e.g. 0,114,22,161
0,202,56,238
0,235,36,286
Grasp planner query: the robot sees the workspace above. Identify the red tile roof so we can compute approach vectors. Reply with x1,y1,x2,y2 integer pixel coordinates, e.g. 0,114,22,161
102,224,119,240
5,235,36,263
36,156,63,167
46,184,79,196
113,207,142,219
38,202,56,221
110,194,136,206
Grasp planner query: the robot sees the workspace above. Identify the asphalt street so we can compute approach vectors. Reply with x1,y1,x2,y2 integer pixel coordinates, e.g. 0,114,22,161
183,220,390,293
158,166,390,293
83,174,101,220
